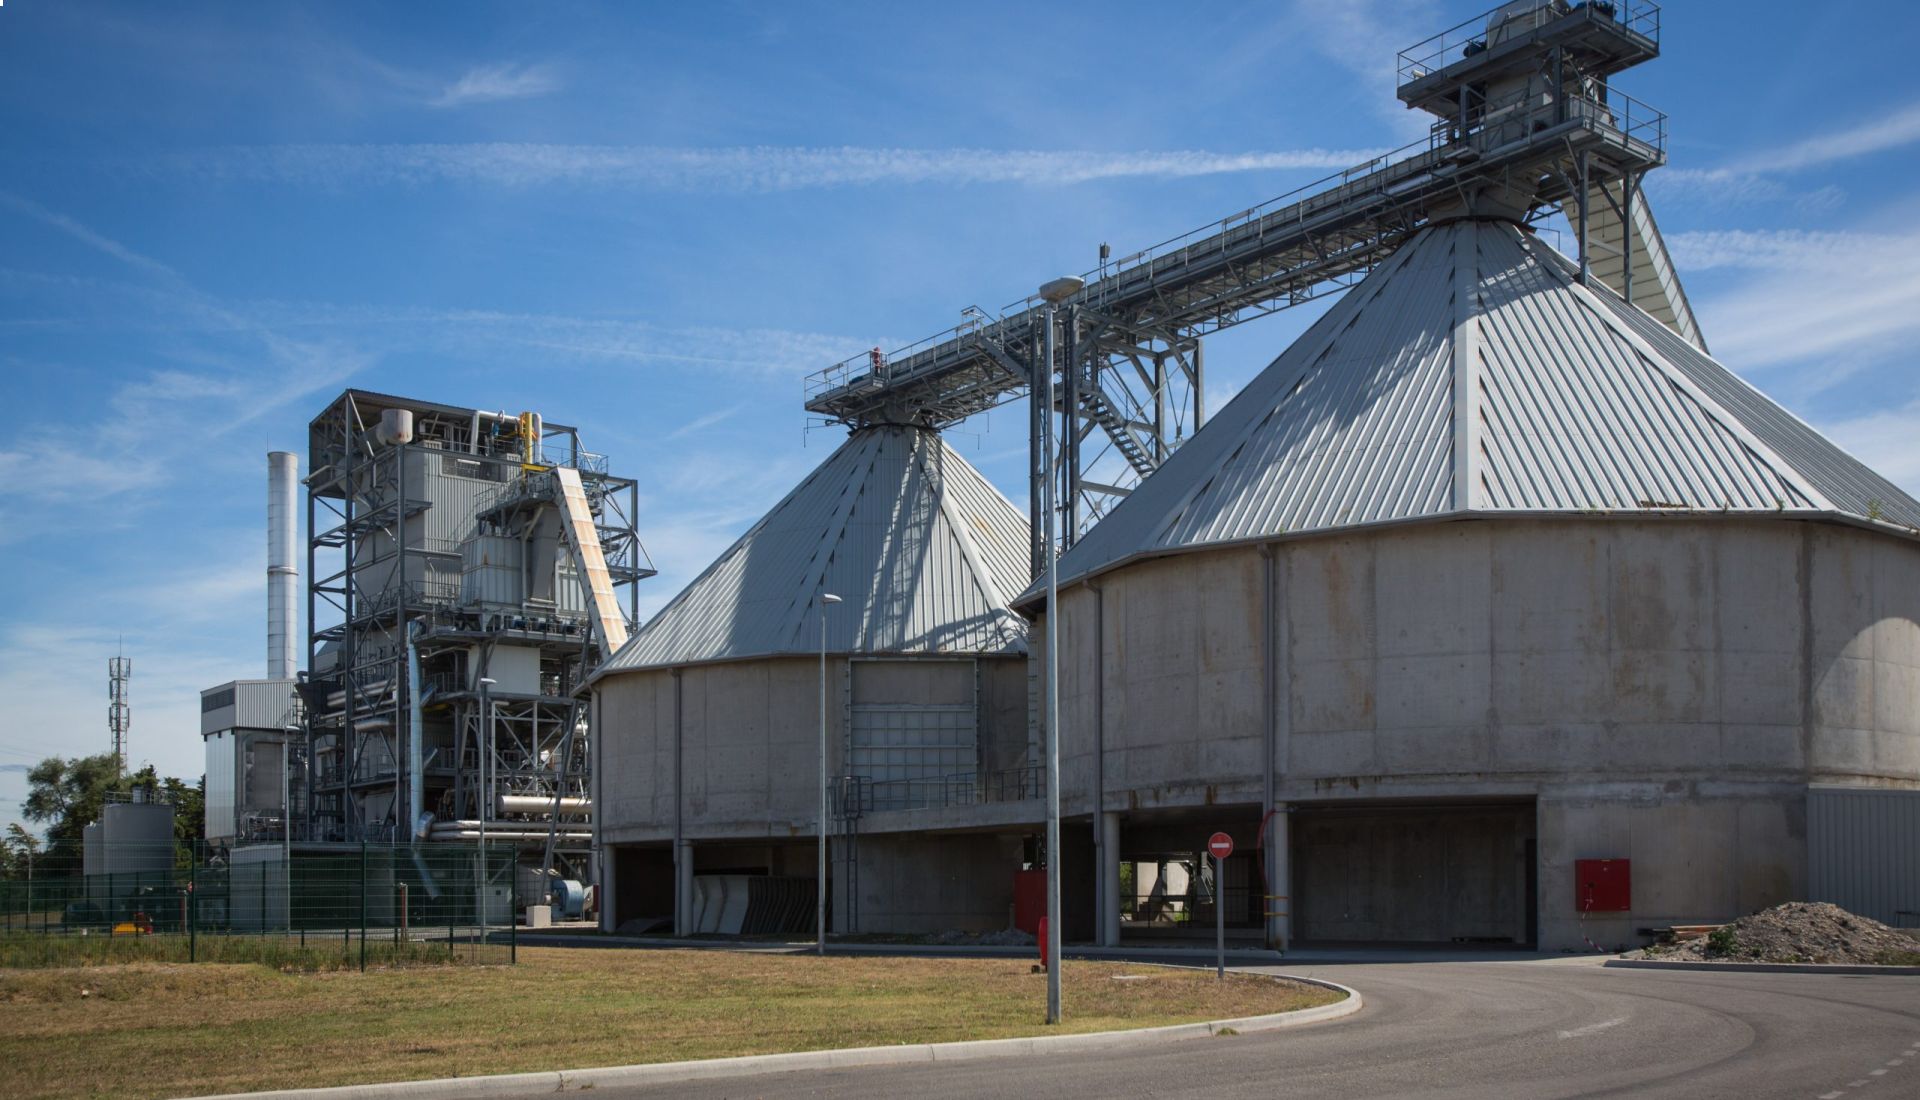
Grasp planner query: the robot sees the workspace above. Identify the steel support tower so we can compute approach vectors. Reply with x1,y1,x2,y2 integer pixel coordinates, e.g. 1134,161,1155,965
301,390,652,887
805,0,1692,578
107,655,130,778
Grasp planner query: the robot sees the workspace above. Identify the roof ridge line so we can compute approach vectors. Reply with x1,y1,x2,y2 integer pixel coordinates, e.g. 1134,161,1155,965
779,428,887,652
1535,234,1833,512
927,434,1024,642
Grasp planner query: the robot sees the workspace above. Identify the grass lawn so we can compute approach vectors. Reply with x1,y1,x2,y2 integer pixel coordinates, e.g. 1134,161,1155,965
0,947,1341,1099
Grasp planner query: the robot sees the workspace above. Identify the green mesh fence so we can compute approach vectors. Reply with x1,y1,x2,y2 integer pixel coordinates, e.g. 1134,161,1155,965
0,841,516,969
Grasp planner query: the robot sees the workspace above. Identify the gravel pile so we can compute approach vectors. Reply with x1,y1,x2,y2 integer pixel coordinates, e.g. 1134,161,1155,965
1633,902,1920,965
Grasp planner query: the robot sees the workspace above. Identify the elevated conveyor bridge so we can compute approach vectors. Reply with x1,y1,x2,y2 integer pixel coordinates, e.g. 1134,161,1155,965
804,0,1695,575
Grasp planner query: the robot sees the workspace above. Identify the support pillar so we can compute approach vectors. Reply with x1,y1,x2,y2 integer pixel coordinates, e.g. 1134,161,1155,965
673,841,694,936
1098,811,1121,946
1266,807,1290,951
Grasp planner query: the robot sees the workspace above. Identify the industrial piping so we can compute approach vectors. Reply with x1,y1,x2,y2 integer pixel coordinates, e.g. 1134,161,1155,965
267,451,298,680
408,622,427,841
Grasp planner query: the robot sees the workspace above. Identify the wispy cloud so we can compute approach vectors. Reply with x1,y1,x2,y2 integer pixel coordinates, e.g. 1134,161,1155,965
1726,101,1920,175
1284,0,1440,141
1820,399,1920,498
429,62,561,108
171,144,1386,191
1657,99,1920,210
0,198,369,519
0,190,183,282
1667,226,1920,374
665,402,747,440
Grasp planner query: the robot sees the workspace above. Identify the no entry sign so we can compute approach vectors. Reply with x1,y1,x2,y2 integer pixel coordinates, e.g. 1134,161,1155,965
1208,832,1234,859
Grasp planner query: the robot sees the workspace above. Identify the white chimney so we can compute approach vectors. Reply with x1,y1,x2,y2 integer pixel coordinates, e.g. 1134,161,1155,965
268,451,298,680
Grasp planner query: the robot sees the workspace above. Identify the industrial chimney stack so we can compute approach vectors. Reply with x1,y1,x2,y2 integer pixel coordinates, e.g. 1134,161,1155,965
267,451,298,680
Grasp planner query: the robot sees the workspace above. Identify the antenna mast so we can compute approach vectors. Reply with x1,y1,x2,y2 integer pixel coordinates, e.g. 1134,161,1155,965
108,653,131,778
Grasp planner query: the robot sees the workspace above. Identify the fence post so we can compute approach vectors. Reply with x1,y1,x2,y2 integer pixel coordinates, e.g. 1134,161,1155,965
188,859,197,963
358,841,368,973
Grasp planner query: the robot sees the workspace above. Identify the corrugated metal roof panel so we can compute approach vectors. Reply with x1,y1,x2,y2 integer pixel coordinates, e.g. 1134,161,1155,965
1025,219,1920,603
599,426,1029,675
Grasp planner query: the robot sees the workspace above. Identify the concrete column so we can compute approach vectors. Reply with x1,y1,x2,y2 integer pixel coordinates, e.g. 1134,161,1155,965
674,841,694,936
1267,807,1291,950
599,845,618,933
1099,811,1122,946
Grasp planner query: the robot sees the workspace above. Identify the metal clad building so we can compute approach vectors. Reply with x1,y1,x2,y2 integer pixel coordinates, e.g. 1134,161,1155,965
1808,788,1920,929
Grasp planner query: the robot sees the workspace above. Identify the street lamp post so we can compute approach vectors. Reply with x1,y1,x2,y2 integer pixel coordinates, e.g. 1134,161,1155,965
818,592,843,955
1037,274,1083,1024
478,676,497,942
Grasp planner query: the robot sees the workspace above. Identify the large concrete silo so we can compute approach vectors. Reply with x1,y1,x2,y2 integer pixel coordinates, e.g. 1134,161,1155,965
1022,218,1920,952
592,424,1035,936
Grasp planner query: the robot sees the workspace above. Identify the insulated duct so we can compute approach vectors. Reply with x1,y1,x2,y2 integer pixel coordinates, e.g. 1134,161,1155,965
267,451,298,680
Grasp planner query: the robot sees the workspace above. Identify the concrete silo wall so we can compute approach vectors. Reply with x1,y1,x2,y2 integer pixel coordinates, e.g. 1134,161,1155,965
597,654,1031,934
600,655,1029,842
1043,516,1920,950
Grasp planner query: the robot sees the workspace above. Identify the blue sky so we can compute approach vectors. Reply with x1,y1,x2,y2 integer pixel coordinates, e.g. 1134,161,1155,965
3,0,1919,828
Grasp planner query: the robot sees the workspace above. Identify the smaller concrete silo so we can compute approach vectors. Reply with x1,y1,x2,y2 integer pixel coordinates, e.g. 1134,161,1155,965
591,424,1035,936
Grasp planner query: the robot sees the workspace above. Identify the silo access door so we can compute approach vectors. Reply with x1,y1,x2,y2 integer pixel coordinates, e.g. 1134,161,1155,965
1294,802,1536,947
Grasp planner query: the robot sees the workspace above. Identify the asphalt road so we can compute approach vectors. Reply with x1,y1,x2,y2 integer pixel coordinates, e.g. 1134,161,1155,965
590,956,1920,1100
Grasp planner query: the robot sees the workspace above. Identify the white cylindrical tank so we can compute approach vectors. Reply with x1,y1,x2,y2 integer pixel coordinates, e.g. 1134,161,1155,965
267,451,299,680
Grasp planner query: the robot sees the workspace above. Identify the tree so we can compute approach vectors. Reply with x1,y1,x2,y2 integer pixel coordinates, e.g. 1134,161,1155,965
0,823,40,880
23,753,120,847
19,755,207,871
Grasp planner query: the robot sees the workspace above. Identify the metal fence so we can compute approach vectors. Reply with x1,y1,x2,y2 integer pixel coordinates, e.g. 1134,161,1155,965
0,841,515,969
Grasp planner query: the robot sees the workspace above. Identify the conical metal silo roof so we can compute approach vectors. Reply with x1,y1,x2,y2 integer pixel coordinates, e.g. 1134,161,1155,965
1022,218,1920,604
598,424,1029,675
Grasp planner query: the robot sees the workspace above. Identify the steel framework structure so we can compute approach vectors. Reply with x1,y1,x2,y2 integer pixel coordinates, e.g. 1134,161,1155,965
806,0,1681,577
302,391,652,886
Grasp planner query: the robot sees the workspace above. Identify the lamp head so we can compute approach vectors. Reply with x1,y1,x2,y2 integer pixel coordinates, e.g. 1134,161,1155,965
1037,276,1085,304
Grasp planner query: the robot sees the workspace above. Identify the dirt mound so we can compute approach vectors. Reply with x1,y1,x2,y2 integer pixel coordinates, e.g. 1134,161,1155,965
1632,902,1920,965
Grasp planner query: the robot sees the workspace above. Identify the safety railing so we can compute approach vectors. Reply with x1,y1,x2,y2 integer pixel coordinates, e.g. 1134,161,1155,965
832,765,1044,818
1397,0,1660,87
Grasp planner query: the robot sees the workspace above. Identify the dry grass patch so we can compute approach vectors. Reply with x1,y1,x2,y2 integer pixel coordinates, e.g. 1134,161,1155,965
0,948,1339,1099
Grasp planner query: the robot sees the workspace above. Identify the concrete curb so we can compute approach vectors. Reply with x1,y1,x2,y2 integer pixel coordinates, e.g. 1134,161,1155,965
512,933,1287,964
1605,959,1920,976
180,974,1360,1100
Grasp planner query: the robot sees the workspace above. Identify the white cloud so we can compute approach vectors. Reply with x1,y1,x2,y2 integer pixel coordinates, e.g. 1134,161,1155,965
1657,99,1920,210
1286,0,1441,142
1727,101,1920,175
177,143,1387,191
1666,226,1920,372
664,403,746,441
1819,400,1920,500
429,62,561,108
0,190,183,282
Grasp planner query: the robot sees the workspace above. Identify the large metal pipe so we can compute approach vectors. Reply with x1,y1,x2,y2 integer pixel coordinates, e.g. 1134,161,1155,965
267,451,298,680
497,794,592,815
407,622,426,841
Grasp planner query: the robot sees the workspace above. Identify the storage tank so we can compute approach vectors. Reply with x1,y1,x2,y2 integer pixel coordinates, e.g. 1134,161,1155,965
99,801,176,877
1020,219,1920,953
590,424,1034,937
